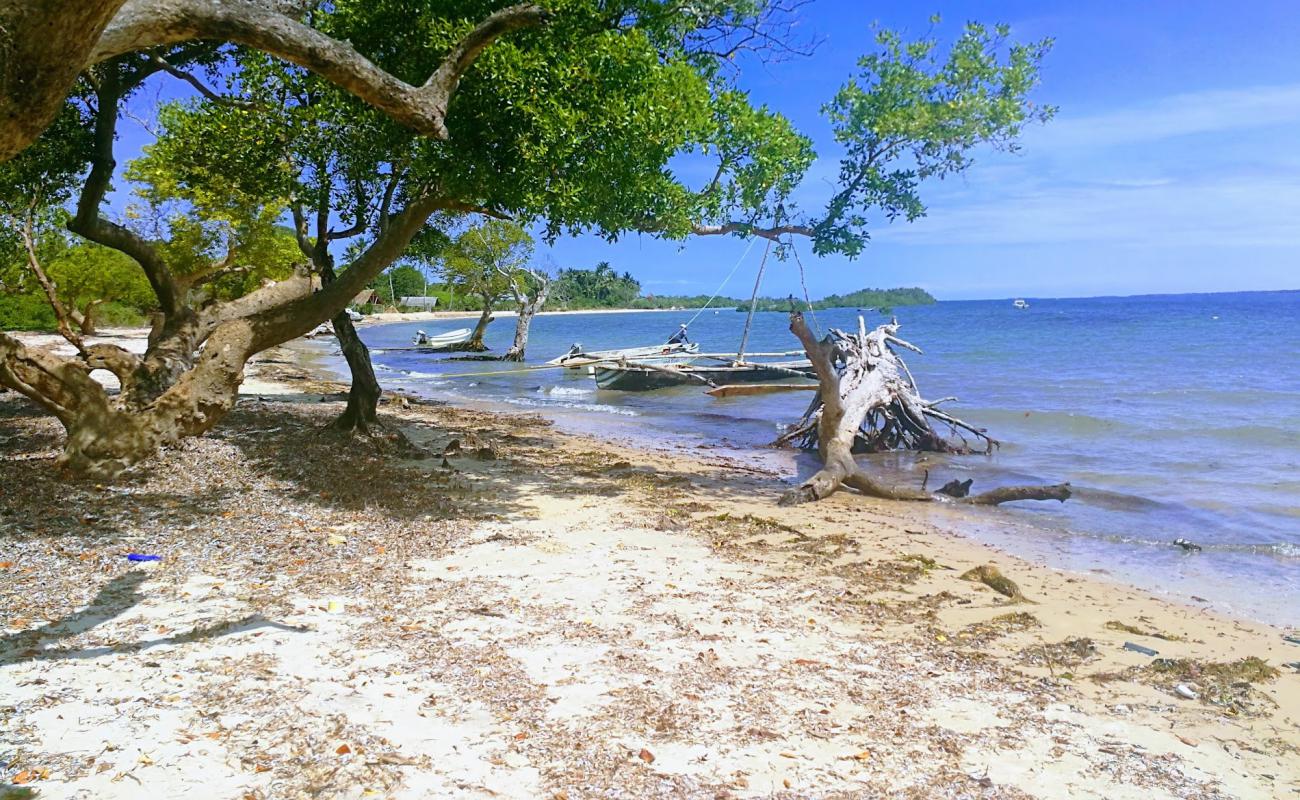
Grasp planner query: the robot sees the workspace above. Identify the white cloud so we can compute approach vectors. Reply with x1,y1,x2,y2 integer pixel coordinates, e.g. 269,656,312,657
874,170,1300,247
1027,83,1300,149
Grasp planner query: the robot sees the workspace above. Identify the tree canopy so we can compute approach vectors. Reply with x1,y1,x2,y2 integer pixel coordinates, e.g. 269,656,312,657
0,3,1054,475
548,262,642,310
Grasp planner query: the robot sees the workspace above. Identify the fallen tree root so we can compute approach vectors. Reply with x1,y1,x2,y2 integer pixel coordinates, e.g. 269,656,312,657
779,311,1072,508
779,468,1071,507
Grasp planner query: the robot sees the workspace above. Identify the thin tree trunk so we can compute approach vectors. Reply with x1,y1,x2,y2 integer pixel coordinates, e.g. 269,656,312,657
502,278,549,362
458,297,494,351
316,258,381,433
78,300,105,335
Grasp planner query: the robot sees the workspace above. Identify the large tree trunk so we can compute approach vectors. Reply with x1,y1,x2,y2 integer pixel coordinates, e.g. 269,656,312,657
778,311,1071,508
502,276,549,362
330,312,381,433
0,0,127,162
0,321,254,477
1,196,448,475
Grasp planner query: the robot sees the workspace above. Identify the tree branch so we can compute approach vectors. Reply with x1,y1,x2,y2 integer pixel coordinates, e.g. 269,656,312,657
68,65,182,317
10,213,86,354
92,0,549,140
246,192,449,350
149,54,256,108
689,221,816,242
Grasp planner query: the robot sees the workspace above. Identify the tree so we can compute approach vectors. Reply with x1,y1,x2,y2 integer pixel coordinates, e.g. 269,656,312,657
500,264,551,362
378,265,427,305
44,242,156,334
0,1,549,162
549,262,642,310
777,312,1071,507
1,9,1055,485
2,0,808,471
440,220,532,352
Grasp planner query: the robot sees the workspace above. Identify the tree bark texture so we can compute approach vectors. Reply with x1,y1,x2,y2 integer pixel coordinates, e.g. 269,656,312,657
0,0,545,162
778,311,1071,508
0,194,447,475
455,300,495,352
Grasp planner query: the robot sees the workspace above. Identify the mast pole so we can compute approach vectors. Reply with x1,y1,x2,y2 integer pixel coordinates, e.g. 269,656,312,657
736,238,772,364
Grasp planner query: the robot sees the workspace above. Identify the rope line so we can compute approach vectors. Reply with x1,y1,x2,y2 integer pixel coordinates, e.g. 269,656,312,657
789,238,821,335
683,236,758,327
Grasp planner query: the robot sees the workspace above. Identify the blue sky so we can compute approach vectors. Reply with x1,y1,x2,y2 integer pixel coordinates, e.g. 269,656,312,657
114,0,1300,301
536,0,1300,300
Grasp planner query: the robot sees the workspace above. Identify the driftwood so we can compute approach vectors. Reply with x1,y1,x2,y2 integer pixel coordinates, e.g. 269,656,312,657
778,311,1072,507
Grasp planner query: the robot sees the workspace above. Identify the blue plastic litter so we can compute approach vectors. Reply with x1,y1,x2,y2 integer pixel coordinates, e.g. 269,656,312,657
1122,641,1158,657
126,554,162,562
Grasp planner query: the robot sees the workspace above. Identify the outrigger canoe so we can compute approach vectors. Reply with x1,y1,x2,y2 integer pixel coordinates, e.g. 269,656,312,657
592,359,814,391
547,341,698,368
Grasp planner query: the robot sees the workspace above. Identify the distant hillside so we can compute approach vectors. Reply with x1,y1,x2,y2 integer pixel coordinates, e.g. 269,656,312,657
746,286,936,312
630,287,935,311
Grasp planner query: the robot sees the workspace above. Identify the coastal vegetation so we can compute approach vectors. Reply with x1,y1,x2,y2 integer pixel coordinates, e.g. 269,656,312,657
2,7,1297,797
0,0,1052,492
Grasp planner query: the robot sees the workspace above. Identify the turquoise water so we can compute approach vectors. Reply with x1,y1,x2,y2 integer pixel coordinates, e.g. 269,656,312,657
337,291,1299,625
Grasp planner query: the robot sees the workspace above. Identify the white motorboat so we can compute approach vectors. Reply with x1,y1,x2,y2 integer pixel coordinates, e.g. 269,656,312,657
411,327,473,350
1013,298,1030,309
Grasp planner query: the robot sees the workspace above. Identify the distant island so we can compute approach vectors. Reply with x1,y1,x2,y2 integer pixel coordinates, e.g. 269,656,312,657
354,262,939,314
622,286,936,312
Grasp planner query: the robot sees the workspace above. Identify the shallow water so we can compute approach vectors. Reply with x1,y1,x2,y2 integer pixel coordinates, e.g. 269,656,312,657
330,291,1299,626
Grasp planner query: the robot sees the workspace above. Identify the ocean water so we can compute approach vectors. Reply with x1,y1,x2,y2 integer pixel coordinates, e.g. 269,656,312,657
330,291,1299,626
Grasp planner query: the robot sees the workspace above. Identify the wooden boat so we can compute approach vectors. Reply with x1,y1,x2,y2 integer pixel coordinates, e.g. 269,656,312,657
411,327,472,350
546,341,698,367
592,359,814,390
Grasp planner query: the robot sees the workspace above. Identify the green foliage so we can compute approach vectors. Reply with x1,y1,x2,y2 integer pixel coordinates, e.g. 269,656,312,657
44,242,156,315
744,286,936,311
627,286,934,311
441,220,535,302
815,19,1054,256
0,223,156,332
547,262,641,309
0,293,57,330
370,265,429,304
0,93,93,211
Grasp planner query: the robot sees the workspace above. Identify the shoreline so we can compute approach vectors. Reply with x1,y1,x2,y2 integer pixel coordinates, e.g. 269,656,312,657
1,331,1297,797
357,307,702,326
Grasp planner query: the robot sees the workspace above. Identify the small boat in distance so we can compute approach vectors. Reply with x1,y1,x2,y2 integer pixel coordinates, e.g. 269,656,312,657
547,341,698,368
410,327,473,350
1013,298,1030,309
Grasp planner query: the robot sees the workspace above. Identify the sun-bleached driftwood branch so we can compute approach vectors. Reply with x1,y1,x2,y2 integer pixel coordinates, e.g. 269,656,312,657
777,311,1072,507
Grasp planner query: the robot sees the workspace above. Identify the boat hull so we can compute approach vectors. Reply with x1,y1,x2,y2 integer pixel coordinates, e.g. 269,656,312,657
593,362,814,391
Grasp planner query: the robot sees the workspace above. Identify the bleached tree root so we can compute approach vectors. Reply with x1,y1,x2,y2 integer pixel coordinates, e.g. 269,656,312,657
778,467,1071,507
779,311,1071,508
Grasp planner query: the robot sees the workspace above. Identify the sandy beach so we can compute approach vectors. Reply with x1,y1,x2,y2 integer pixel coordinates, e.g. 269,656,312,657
1,330,1297,799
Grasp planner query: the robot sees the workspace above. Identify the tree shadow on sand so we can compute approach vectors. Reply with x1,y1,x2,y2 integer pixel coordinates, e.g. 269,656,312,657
0,391,768,543
0,569,308,666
